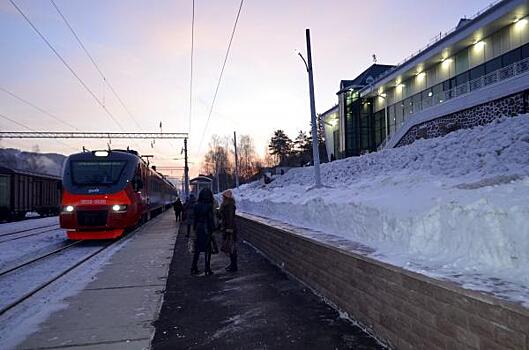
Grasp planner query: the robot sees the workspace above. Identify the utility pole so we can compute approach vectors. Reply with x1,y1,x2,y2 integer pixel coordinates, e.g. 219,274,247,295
233,131,240,188
215,157,220,194
303,28,322,188
183,138,190,200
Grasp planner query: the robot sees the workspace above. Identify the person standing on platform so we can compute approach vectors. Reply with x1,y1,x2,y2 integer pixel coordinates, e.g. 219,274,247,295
173,198,183,222
182,194,196,237
220,190,238,272
191,188,215,276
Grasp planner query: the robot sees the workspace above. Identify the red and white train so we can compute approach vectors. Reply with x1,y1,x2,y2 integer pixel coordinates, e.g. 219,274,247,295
60,149,177,240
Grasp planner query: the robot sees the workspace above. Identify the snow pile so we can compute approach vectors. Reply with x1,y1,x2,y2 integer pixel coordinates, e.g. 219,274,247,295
236,115,529,304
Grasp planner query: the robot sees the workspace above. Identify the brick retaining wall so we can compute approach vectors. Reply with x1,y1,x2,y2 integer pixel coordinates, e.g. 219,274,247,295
237,214,529,350
396,91,528,148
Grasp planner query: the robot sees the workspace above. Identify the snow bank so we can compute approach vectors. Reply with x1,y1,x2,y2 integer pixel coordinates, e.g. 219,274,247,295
236,115,529,305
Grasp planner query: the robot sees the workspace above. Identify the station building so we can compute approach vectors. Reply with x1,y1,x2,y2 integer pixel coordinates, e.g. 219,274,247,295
324,0,529,159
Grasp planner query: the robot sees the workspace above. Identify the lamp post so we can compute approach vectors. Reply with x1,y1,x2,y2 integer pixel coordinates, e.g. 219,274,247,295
296,28,322,188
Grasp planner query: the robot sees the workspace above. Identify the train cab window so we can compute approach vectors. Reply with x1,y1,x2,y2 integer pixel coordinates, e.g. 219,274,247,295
71,160,126,185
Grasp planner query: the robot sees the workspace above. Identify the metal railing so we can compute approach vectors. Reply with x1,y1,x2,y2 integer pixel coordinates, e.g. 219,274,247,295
427,57,529,108
382,55,529,147
371,0,503,85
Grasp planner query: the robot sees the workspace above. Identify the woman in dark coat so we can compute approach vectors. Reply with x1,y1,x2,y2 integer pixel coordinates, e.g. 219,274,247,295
220,190,237,272
191,188,215,275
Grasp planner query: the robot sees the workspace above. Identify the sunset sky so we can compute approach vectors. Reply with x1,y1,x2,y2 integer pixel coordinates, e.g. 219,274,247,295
0,0,491,177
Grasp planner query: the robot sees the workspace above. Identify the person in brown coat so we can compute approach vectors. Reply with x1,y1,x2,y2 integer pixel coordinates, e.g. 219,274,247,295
220,190,237,272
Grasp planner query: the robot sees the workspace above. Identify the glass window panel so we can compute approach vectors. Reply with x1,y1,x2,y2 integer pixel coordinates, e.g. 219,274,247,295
470,64,485,80
388,105,396,135
455,48,469,75
396,103,404,129
412,94,422,113
502,48,521,66
485,57,502,74
522,43,529,59
455,72,469,86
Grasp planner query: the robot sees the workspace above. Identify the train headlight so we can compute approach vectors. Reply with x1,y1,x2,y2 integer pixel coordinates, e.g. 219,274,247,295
111,204,128,212
63,205,75,213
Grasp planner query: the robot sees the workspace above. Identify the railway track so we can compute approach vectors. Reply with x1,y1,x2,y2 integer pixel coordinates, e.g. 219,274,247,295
0,223,145,317
0,223,60,238
0,240,83,277
0,226,63,244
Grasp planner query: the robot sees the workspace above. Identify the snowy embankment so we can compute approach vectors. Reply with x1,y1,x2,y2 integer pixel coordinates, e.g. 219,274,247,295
236,115,529,305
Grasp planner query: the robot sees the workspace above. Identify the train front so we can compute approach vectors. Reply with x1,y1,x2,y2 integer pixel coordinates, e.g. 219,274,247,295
60,150,144,240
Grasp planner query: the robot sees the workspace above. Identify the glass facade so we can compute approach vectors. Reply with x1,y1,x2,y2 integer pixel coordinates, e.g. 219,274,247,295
341,91,379,156
335,13,529,158
373,20,529,140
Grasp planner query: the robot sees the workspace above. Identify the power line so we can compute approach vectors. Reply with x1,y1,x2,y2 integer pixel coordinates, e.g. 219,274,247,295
0,112,33,131
197,0,245,155
0,112,77,151
9,0,124,131
0,86,79,130
189,0,195,134
49,0,142,130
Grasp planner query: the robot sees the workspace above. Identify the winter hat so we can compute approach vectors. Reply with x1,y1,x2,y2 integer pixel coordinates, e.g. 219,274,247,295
222,190,233,199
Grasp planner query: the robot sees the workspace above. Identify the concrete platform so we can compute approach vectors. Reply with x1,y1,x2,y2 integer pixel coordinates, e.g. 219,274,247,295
151,224,383,349
18,211,178,350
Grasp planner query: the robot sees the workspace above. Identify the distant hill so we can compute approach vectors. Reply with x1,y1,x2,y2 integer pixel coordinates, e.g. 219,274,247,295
0,148,66,176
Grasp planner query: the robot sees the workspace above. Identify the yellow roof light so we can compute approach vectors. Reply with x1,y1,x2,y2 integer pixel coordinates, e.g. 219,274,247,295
474,40,486,49
515,18,529,29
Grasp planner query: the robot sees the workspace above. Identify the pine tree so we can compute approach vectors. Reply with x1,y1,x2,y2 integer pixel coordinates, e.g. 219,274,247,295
294,130,311,154
268,130,292,165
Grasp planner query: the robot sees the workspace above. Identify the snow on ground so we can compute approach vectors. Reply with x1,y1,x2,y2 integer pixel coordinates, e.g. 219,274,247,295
235,114,529,307
0,216,58,234
0,229,138,350
0,240,129,349
0,228,66,271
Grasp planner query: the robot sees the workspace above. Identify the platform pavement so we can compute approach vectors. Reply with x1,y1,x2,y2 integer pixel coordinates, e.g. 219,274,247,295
151,222,383,349
18,211,178,350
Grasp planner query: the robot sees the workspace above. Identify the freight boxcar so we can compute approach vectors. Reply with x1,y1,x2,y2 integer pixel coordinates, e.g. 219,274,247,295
0,166,61,221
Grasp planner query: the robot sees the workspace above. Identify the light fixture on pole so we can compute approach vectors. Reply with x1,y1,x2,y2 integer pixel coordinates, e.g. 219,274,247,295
296,28,322,188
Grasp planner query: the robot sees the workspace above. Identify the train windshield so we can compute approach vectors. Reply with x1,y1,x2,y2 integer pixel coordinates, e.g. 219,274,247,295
70,160,126,186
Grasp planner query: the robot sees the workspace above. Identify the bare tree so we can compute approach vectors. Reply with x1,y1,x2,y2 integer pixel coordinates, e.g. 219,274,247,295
201,135,234,192
238,135,259,181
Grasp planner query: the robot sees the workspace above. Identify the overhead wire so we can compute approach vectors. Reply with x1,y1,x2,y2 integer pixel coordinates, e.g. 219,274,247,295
0,112,34,131
0,86,79,130
48,0,142,130
197,0,245,155
50,0,186,159
9,0,125,131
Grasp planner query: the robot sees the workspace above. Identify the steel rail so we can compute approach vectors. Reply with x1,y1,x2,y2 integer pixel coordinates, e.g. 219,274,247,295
0,240,83,277
0,223,60,238
0,220,148,317
0,227,63,244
